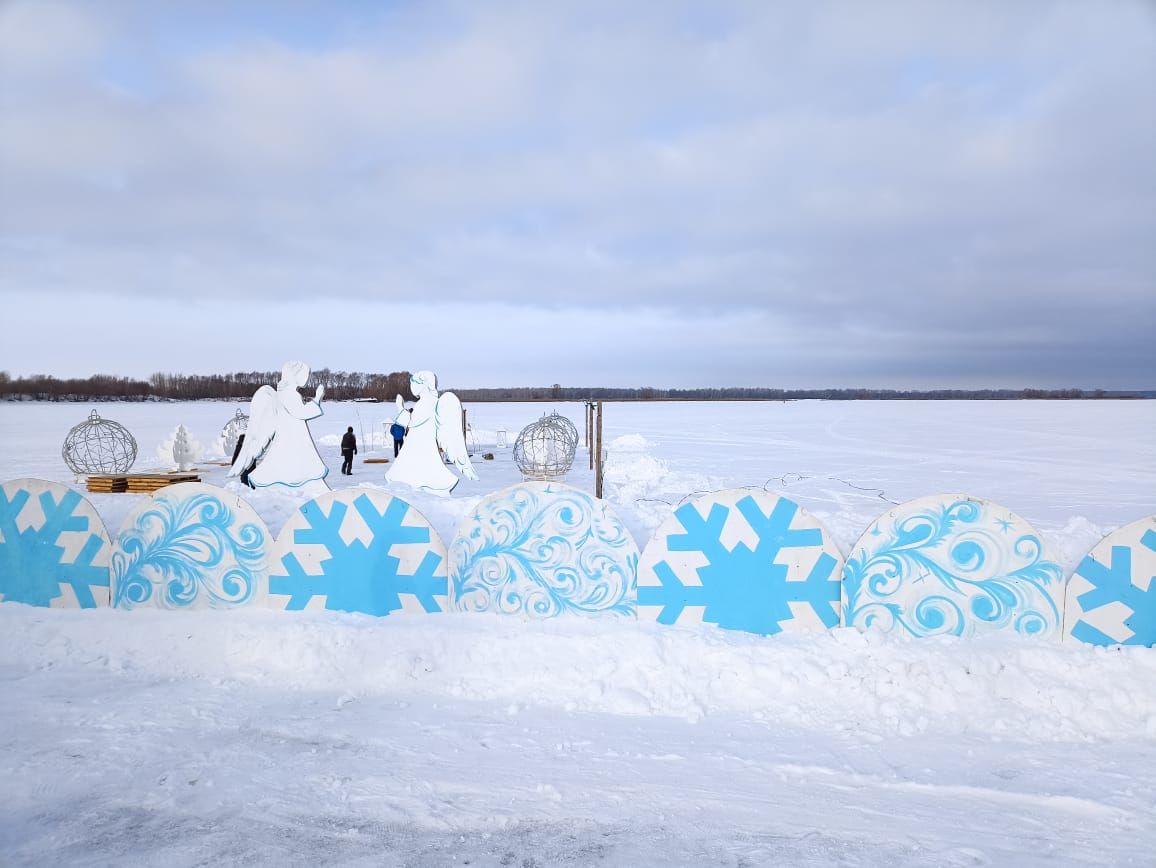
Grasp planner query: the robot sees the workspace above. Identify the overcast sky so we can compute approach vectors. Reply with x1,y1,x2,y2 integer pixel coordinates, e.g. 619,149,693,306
1,1,1153,389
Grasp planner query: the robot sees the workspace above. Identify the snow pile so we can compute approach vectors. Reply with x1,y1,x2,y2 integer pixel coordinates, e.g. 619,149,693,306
602,437,719,534
608,433,656,451
3,605,1153,743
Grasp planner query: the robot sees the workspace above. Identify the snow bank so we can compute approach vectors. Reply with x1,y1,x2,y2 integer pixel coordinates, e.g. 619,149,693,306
3,605,1153,743
608,434,656,451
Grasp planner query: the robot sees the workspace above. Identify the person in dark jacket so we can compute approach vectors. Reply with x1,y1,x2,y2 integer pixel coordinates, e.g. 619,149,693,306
340,427,357,475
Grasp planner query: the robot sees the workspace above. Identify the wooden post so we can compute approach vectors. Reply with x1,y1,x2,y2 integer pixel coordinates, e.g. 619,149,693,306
595,400,604,499
587,401,594,470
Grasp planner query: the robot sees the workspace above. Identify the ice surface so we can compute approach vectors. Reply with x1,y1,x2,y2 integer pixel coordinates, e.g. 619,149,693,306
1,399,1154,865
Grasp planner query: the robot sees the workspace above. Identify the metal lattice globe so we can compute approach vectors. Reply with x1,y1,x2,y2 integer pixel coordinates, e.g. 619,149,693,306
221,408,249,458
513,412,578,480
62,410,138,474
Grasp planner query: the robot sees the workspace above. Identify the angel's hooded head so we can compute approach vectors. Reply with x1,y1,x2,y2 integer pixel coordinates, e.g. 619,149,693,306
280,360,310,389
411,370,437,397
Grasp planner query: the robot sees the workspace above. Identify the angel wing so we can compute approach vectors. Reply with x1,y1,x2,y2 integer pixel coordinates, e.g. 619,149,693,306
228,385,278,478
434,391,479,481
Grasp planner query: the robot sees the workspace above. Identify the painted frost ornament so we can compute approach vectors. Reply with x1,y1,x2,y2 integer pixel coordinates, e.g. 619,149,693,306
842,495,1063,639
111,482,270,610
450,481,637,617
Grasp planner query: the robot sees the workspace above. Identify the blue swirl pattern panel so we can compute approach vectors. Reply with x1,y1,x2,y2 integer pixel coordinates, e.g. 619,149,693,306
450,482,638,617
842,495,1063,639
1064,516,1156,647
268,488,447,616
0,478,111,608
637,490,843,635
112,482,269,610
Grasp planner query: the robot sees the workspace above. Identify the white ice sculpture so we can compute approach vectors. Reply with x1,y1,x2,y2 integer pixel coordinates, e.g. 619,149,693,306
228,361,329,494
172,425,195,471
156,424,201,471
386,370,478,495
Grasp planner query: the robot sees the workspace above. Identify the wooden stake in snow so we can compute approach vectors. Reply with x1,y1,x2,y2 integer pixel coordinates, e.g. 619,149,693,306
595,401,604,499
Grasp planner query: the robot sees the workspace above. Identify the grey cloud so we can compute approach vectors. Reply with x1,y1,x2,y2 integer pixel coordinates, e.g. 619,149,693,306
0,0,1152,387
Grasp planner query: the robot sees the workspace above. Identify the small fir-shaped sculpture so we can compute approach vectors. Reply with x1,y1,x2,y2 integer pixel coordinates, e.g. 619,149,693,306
157,424,201,471
172,425,196,471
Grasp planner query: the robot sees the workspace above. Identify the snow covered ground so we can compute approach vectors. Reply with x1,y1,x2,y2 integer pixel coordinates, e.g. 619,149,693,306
1,399,1155,865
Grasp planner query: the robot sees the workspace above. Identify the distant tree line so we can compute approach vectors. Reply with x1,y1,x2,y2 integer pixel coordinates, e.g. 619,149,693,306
144,370,415,402
452,385,1142,401
0,370,415,402
2,370,1150,402
4,371,1149,402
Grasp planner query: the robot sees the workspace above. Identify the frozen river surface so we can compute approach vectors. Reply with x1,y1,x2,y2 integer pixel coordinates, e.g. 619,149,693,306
0,398,1152,561
0,399,1154,866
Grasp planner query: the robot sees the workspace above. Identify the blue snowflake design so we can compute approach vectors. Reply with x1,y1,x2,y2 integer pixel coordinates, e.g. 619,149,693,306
0,481,109,608
450,482,637,618
637,493,840,636
112,489,267,609
843,498,1063,638
269,492,446,616
1068,525,1156,647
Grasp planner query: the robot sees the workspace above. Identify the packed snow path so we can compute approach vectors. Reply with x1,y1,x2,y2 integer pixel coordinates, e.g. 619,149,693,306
1,608,1154,866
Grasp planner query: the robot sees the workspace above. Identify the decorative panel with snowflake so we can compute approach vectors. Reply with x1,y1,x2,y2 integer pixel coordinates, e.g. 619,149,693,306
842,495,1063,639
112,482,269,610
0,478,111,608
636,490,842,635
268,488,447,616
450,482,637,617
1064,516,1156,647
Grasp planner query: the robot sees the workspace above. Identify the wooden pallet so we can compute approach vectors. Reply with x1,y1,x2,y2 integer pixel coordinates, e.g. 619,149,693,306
86,472,201,494
85,477,128,493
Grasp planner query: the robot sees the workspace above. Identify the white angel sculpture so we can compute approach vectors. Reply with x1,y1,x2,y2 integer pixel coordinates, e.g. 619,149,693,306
228,360,329,494
386,370,478,495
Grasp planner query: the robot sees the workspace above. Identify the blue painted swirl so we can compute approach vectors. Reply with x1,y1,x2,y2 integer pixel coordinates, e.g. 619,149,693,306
450,483,636,617
843,498,1062,638
112,491,267,609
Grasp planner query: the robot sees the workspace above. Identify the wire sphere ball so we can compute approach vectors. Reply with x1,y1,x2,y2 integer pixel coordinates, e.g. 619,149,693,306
551,413,579,445
221,408,249,457
62,410,138,474
513,413,579,480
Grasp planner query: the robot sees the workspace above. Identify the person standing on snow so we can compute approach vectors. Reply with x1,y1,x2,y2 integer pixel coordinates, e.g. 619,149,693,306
390,398,411,458
390,416,408,457
341,426,357,475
